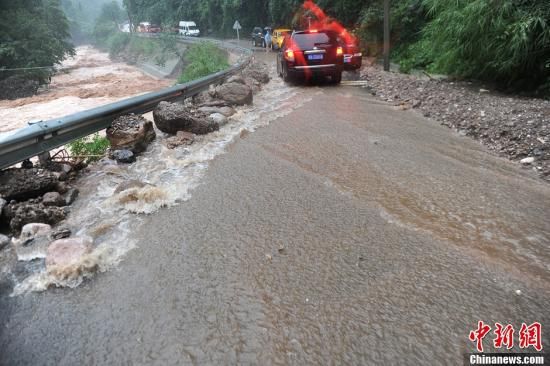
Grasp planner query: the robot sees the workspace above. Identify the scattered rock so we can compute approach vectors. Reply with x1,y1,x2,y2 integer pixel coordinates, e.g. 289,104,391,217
111,149,136,164
247,69,270,84
14,222,52,246
164,130,195,149
64,188,79,205
0,198,6,216
360,64,550,181
520,157,535,164
106,114,156,154
153,101,219,135
42,192,66,207
208,113,228,126
244,77,262,93
412,100,421,108
45,237,93,270
51,227,71,240
214,82,253,106
0,234,10,250
226,74,246,85
7,201,66,232
0,168,59,201
21,160,33,169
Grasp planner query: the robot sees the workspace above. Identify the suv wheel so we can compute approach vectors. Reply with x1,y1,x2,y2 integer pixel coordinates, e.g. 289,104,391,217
282,64,292,83
332,72,342,84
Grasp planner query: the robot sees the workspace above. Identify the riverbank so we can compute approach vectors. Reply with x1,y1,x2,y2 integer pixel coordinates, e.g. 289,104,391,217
360,65,550,182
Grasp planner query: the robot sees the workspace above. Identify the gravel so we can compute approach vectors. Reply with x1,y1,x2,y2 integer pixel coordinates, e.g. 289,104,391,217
360,65,550,182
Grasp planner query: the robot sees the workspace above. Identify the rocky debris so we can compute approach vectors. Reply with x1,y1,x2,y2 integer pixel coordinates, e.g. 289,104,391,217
153,101,219,135
20,223,52,239
42,192,66,207
51,227,71,240
360,65,550,181
114,179,148,194
5,200,66,232
164,130,195,149
0,168,59,201
208,113,228,126
244,77,262,93
0,198,6,215
64,188,79,205
45,237,92,270
214,82,253,106
111,149,136,164
0,234,9,250
0,75,40,100
199,100,230,107
193,85,217,105
21,160,33,169
12,222,52,247
226,74,246,85
245,63,270,84
106,114,156,154
197,105,235,117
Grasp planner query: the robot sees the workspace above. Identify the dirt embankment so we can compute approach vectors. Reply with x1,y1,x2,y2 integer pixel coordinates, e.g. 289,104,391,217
0,46,173,134
360,65,550,181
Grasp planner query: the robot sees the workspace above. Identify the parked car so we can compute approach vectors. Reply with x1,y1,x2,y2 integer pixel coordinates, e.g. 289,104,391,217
251,27,264,47
277,29,344,84
179,21,200,36
343,36,362,71
271,28,291,50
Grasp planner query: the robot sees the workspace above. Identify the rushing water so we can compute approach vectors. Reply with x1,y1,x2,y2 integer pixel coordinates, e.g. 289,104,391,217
6,60,318,295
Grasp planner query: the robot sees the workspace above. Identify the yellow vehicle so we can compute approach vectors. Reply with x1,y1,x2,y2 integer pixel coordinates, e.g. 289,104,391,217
271,28,291,50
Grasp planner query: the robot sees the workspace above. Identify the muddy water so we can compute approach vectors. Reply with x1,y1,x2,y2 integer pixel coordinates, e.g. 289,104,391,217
5,55,317,295
0,53,549,365
0,45,171,135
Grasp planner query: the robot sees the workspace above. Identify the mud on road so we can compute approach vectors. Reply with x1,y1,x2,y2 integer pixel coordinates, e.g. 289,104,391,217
0,46,172,135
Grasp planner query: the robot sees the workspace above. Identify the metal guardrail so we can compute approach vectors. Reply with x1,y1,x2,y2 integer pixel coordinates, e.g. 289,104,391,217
0,37,252,170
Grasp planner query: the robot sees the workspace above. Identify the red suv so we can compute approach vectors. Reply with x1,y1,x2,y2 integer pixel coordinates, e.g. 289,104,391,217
277,30,344,84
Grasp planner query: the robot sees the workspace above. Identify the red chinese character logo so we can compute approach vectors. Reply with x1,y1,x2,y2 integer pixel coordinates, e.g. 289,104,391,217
493,323,514,349
469,321,491,352
519,322,543,351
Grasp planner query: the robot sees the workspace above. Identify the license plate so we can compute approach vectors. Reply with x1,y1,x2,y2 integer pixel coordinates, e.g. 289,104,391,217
344,56,352,63
308,54,323,61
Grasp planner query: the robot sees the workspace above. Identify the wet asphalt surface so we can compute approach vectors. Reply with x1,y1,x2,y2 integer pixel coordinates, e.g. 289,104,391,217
1,53,549,365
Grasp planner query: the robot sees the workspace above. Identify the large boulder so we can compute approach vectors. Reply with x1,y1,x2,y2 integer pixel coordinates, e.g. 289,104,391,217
214,82,253,106
153,101,219,135
106,114,156,154
0,168,59,201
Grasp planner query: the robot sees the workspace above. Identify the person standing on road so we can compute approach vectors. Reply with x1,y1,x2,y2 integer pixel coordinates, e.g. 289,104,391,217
264,30,272,52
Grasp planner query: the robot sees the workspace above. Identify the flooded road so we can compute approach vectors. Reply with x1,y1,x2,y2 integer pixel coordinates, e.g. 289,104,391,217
1,53,549,365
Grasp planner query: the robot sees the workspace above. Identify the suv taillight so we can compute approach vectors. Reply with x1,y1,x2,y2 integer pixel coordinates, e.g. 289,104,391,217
336,46,343,56
285,49,295,62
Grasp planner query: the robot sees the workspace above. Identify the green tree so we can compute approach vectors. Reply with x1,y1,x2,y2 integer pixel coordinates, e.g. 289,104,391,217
0,0,75,84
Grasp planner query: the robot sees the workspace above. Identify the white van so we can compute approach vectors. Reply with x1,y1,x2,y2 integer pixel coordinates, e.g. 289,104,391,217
179,21,200,36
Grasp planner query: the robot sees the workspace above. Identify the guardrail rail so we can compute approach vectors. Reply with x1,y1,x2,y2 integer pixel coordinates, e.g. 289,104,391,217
0,37,252,170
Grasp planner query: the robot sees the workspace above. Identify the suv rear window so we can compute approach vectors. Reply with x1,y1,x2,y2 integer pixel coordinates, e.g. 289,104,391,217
292,32,336,49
